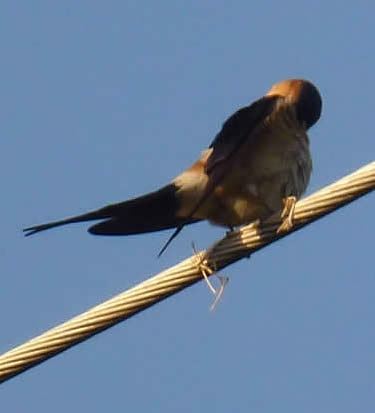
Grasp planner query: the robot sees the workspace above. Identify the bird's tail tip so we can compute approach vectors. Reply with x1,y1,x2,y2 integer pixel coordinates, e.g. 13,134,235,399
23,222,59,236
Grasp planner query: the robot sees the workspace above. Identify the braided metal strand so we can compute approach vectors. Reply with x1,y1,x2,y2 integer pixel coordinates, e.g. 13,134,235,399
0,161,374,383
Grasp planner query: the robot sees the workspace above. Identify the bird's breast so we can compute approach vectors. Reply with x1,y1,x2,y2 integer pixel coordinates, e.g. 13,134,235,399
211,123,312,226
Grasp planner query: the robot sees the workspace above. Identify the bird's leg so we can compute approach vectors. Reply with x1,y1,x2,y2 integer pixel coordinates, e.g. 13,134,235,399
192,242,229,311
277,196,297,233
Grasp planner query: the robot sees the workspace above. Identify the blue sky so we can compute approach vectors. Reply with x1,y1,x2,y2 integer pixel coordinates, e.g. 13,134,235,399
1,1,374,411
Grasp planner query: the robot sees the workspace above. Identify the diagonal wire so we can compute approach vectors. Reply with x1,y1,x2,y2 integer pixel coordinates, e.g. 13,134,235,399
0,161,374,383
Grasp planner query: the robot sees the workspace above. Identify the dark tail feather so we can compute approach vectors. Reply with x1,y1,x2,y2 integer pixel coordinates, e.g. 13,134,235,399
23,209,110,236
87,184,200,235
157,225,184,257
23,184,200,237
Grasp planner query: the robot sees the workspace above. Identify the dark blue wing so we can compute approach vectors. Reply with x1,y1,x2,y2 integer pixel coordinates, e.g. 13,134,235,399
205,95,279,173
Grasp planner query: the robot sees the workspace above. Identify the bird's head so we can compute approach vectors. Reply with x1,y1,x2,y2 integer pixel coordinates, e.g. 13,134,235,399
266,79,322,129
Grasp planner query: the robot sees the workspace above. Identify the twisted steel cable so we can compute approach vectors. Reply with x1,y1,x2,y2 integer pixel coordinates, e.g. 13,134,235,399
0,161,374,383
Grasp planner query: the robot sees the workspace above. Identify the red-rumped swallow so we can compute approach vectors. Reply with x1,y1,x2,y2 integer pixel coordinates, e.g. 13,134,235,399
24,79,322,255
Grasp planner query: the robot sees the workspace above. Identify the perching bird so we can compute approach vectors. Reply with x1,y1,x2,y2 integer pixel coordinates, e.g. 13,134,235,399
24,79,322,255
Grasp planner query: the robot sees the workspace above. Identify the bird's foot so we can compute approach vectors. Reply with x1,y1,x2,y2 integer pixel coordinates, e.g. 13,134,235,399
192,242,229,311
277,196,297,233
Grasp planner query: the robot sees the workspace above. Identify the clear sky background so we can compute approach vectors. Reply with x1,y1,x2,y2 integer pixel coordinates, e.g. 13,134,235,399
1,1,374,412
